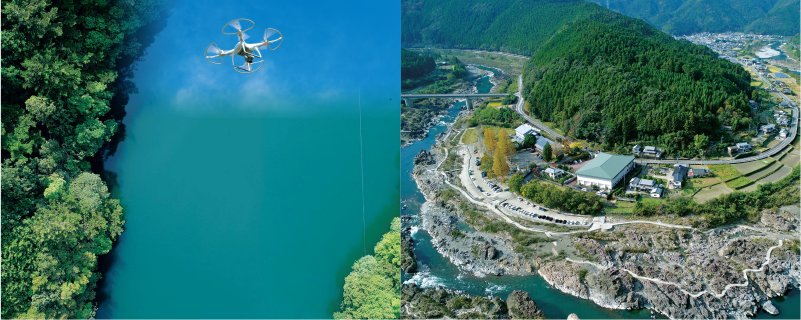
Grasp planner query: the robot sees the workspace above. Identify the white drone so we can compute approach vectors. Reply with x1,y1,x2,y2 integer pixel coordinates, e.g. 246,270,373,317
205,19,283,74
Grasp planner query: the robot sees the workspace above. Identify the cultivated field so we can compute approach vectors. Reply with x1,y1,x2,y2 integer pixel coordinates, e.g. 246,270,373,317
726,176,753,189
694,183,735,203
780,149,800,167
731,159,772,174
740,181,765,192
708,164,741,181
759,165,793,183
745,161,783,180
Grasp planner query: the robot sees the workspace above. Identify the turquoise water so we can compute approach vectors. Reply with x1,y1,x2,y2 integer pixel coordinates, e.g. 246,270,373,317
400,74,657,319
754,289,801,319
95,0,399,318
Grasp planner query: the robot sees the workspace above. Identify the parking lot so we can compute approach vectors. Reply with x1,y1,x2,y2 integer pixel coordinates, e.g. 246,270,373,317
497,196,592,227
460,145,504,200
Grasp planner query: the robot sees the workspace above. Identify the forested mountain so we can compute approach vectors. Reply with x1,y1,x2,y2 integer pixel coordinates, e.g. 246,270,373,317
788,33,801,60
1,0,168,318
585,0,800,35
401,49,436,80
523,12,752,154
401,0,609,55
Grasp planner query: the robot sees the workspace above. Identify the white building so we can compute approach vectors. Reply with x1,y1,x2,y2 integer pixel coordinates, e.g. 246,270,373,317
543,167,565,179
515,124,539,141
575,153,635,190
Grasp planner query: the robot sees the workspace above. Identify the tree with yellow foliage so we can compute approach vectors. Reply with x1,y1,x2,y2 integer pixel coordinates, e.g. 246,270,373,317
497,133,515,161
493,137,511,177
483,127,497,155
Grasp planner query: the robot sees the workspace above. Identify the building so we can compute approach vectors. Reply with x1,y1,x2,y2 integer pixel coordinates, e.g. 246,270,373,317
650,187,663,198
736,142,751,152
671,164,689,189
780,128,788,138
777,118,790,126
543,167,565,179
632,145,642,155
642,146,663,158
727,146,739,155
515,124,539,141
575,153,635,190
629,177,655,191
762,124,776,134
535,137,554,153
688,168,709,178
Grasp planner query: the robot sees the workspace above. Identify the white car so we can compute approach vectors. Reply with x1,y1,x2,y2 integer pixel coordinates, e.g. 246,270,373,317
485,192,491,196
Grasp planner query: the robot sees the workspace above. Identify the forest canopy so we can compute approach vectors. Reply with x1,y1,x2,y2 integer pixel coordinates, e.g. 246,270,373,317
401,49,436,80
1,0,168,318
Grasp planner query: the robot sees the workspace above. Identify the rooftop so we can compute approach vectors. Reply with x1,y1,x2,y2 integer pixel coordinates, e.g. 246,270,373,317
515,124,537,136
575,153,634,180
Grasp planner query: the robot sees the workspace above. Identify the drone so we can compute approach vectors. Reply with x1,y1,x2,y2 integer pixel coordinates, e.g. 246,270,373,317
204,19,282,74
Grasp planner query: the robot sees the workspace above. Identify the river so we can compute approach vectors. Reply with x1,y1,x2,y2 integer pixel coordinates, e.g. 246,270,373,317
400,70,799,319
95,0,398,318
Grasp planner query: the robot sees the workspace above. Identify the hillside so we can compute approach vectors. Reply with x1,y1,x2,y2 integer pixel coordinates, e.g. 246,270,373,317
788,33,801,60
401,0,609,55
401,49,436,80
585,0,800,35
523,12,752,155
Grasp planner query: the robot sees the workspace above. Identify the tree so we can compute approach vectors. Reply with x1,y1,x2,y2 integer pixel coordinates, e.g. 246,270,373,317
479,154,494,173
693,134,710,154
542,143,552,162
493,144,511,177
523,134,537,148
483,128,497,155
497,134,515,161
508,174,525,193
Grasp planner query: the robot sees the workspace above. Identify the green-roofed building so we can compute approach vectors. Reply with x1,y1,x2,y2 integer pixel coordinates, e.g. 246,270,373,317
575,153,635,190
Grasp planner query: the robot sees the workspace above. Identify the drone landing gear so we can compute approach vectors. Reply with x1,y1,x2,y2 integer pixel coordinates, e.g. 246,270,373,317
234,60,264,74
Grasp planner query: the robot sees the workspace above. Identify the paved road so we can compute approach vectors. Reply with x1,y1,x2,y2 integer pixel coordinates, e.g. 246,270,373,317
513,75,571,142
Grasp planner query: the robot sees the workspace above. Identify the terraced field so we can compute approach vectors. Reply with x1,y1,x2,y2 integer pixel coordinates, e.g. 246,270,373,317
693,183,734,203
740,181,765,192
780,149,800,167
731,159,772,174
745,161,783,180
760,165,793,183
726,176,753,189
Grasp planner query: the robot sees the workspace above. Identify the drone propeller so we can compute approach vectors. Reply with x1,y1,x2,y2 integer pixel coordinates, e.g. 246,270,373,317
232,20,242,31
242,32,250,40
206,45,221,55
262,28,283,51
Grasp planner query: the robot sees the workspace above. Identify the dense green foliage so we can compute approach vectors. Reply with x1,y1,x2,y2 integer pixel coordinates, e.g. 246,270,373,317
632,165,800,228
586,0,800,36
401,49,436,80
520,182,603,215
401,0,607,55
508,173,525,193
1,0,167,318
467,104,522,127
523,12,752,153
415,56,468,94
542,143,552,162
522,133,537,149
335,218,401,319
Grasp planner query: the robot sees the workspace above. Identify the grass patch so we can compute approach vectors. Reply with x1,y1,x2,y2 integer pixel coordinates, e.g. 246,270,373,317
751,81,763,87
604,200,636,214
487,100,503,108
708,164,742,182
462,128,478,144
726,176,753,189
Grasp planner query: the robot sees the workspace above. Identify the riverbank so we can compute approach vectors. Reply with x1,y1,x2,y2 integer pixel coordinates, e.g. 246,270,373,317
407,114,801,319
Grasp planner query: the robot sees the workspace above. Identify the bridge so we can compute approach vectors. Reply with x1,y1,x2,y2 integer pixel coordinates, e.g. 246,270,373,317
400,93,509,109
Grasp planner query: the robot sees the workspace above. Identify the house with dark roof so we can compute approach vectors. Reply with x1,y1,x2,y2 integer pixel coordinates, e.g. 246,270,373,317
575,153,635,190
688,168,709,178
642,146,663,158
670,164,689,189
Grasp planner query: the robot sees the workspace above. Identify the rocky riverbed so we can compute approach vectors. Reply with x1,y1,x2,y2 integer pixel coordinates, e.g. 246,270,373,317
406,127,801,319
401,283,546,319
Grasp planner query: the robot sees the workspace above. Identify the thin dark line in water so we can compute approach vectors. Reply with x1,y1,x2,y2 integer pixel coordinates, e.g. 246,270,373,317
358,88,366,255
